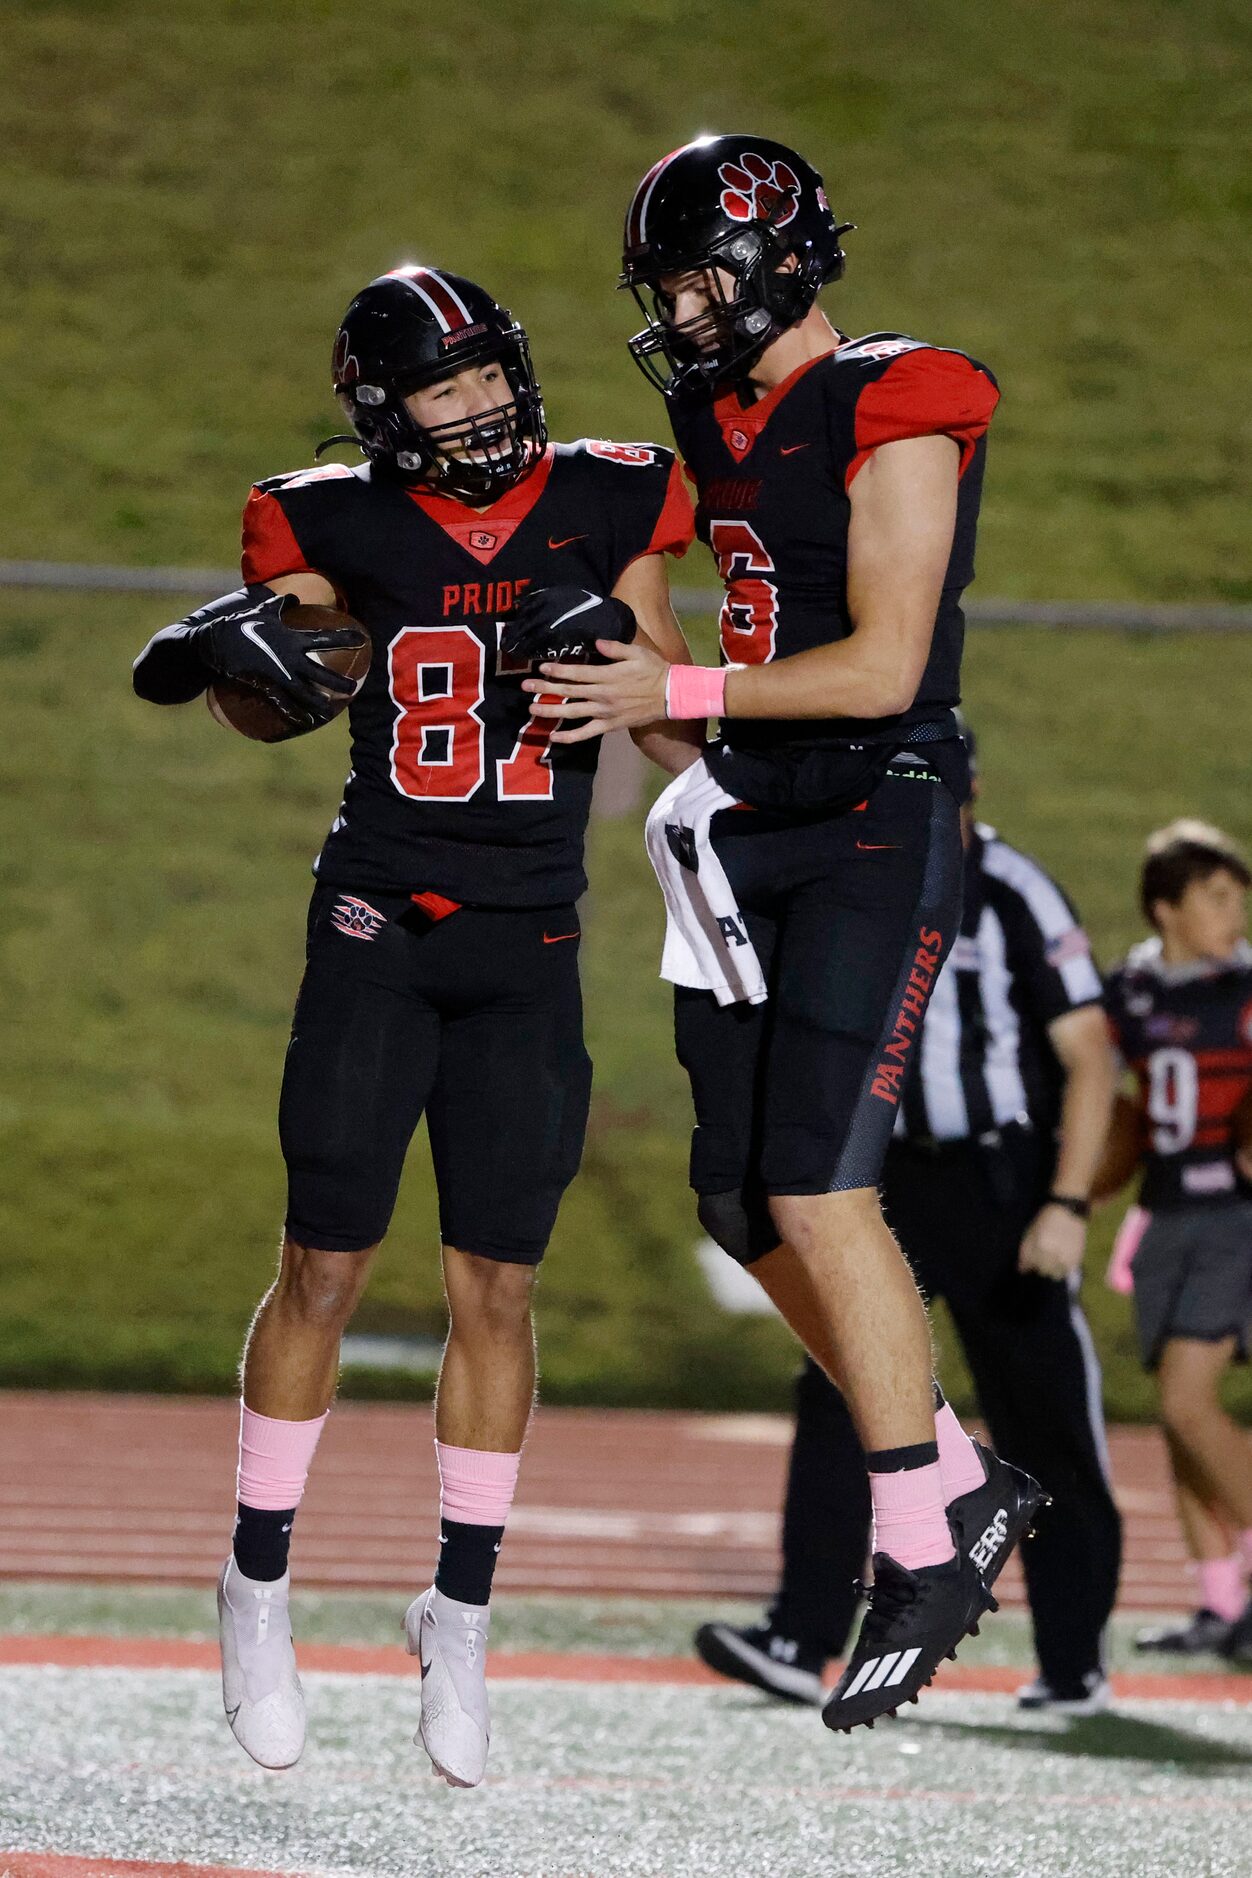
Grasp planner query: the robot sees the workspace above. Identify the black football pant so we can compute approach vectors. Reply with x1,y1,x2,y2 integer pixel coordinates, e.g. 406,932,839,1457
769,1128,1123,1686
280,885,591,1263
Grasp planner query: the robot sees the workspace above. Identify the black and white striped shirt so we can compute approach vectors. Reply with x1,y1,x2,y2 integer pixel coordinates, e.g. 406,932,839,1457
898,823,1103,1144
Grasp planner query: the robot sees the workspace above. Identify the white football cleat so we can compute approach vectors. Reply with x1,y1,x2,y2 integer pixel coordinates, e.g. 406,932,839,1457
405,1585,491,1788
217,1557,306,1769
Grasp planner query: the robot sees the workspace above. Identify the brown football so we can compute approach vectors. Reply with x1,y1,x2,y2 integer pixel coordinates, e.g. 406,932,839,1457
206,604,371,743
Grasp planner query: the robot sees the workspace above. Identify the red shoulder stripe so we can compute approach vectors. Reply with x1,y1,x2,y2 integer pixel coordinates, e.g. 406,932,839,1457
240,488,312,585
846,349,999,489
644,457,697,559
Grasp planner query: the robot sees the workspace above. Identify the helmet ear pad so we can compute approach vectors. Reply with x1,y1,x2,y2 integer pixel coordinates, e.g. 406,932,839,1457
717,224,817,338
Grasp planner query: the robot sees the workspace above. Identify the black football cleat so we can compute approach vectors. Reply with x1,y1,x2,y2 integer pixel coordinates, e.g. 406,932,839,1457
821,1548,994,1734
1135,1608,1234,1656
947,1439,1049,1592
1016,1669,1111,1715
694,1620,825,1706
1220,1598,1252,1666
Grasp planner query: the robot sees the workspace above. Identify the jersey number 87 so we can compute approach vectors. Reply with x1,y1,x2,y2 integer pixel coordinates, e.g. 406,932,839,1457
388,626,554,802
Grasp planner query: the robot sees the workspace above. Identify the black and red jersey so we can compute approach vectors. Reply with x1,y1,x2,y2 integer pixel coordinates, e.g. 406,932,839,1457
667,333,998,808
240,441,694,904
1105,939,1252,1210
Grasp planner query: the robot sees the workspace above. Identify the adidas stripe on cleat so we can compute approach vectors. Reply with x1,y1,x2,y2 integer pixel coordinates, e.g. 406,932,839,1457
822,1547,994,1734
947,1439,1049,1593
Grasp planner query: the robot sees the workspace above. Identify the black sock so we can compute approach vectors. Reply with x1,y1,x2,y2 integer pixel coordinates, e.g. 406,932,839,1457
865,1440,940,1473
435,1518,504,1607
232,1502,296,1581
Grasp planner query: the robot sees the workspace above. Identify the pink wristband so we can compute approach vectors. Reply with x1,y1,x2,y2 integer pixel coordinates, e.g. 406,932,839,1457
665,663,727,720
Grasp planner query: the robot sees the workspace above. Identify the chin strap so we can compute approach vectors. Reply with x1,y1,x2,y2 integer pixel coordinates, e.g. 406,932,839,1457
313,433,362,460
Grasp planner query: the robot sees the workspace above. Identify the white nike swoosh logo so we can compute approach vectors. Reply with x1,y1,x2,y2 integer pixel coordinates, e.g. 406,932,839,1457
240,618,293,680
545,592,601,633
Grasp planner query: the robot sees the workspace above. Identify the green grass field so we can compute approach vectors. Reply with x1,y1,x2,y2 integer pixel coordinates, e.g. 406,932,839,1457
1,1,1250,1412
4,0,1250,599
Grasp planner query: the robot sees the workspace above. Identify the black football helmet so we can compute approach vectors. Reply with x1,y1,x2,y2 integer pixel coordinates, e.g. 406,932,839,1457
328,267,546,497
620,135,853,399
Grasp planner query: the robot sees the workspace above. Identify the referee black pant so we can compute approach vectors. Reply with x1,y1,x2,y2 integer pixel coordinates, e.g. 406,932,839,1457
769,1126,1123,1688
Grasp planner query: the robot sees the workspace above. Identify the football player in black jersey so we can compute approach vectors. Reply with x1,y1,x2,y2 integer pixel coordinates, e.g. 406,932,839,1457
133,265,697,1783
530,135,1042,1730
1102,821,1252,1661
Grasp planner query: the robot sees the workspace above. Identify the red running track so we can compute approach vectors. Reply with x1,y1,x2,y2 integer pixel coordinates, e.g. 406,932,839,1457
0,1861,296,1878
0,1391,1199,1611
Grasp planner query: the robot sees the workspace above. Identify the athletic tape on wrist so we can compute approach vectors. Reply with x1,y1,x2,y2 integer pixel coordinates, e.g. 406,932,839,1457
665,663,727,720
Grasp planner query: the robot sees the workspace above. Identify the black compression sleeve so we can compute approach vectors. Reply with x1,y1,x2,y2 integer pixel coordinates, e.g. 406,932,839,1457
132,585,278,705
131,620,211,705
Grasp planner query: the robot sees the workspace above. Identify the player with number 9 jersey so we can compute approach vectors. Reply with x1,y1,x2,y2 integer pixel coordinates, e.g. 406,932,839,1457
131,265,695,1786
1103,815,1252,1374
1106,943,1252,1214
1103,823,1252,1663
1104,821,1252,1373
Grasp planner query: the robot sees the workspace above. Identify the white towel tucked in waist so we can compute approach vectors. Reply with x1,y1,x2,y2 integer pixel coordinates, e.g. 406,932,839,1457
643,759,767,1007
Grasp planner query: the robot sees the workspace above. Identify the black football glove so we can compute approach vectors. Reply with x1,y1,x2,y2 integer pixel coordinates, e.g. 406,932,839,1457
502,585,637,666
190,587,361,729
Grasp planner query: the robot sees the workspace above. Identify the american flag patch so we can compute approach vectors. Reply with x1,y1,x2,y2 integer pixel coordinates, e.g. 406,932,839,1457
1046,928,1091,968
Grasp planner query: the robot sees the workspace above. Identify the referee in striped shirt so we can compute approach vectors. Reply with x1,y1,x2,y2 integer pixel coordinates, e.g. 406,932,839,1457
696,720,1124,1713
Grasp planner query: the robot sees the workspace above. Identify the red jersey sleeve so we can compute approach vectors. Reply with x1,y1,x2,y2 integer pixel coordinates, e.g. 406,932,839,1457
240,487,313,585
643,456,697,559
846,348,1000,489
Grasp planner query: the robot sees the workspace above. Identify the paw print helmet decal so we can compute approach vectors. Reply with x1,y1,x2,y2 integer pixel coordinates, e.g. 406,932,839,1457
621,134,854,399
717,152,802,228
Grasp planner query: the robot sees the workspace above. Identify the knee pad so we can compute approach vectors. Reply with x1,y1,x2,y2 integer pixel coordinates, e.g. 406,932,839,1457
696,1189,778,1268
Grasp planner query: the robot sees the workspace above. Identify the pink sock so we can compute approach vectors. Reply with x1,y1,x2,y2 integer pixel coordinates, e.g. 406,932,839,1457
1196,1555,1245,1623
870,1461,956,1570
1106,1204,1150,1296
236,1402,328,1511
435,1440,522,1526
935,1401,986,1504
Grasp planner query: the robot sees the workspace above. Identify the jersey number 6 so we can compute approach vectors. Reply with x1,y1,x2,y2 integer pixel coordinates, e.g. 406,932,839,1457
709,519,779,665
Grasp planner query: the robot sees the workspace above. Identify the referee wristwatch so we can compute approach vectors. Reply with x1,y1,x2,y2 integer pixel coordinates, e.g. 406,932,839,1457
1046,1192,1091,1220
